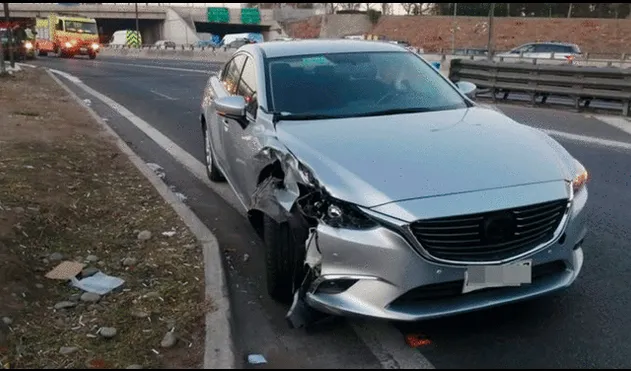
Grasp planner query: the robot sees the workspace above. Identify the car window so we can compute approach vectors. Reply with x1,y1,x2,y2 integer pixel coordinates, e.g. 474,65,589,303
221,55,246,95
237,57,258,118
266,51,468,118
513,44,535,53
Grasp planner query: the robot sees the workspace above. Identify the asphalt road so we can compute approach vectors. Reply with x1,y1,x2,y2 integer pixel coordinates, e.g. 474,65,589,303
30,55,631,369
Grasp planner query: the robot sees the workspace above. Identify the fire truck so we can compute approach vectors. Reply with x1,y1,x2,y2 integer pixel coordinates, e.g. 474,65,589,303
35,13,100,59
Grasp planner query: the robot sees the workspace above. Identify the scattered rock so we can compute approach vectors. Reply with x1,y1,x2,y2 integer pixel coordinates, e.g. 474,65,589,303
75,256,84,262
137,230,152,241
2,317,12,325
97,261,105,267
126,365,143,369
42,258,49,264
49,252,63,261
80,292,101,303
35,283,44,289
122,257,137,266
13,207,25,214
131,310,149,319
59,346,78,355
143,292,160,299
54,301,77,310
160,331,177,348
243,253,250,263
81,267,99,278
86,255,99,263
69,294,82,302
100,327,117,338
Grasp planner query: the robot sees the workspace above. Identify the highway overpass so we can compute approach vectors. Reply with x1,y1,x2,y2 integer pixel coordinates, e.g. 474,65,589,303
0,3,312,44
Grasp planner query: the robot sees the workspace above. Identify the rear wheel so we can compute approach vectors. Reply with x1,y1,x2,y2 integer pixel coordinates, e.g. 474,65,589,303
203,122,225,182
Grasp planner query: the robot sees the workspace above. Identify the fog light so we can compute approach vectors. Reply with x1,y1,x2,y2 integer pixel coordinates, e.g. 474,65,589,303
315,279,358,294
24,41,33,50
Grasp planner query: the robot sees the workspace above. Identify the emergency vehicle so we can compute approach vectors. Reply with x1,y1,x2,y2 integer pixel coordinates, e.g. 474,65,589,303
0,20,37,60
35,13,100,59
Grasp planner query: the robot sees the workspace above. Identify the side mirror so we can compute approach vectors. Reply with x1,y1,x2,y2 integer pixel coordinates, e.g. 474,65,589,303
456,81,477,100
215,96,246,120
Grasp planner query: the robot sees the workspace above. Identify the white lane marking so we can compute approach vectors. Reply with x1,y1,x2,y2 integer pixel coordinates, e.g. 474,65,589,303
589,115,631,136
93,59,213,74
480,103,631,151
49,68,83,84
541,129,631,151
150,90,178,101
51,69,435,370
16,62,38,68
351,321,435,369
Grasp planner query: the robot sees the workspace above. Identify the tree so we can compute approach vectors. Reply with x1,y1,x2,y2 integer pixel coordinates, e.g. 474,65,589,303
381,3,391,15
400,3,415,15
337,3,361,11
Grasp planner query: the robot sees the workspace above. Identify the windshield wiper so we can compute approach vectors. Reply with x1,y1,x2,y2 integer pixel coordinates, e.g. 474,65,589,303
354,107,433,118
274,113,348,122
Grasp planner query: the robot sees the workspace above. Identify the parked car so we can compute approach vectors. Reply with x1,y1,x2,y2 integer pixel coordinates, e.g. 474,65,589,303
199,39,589,323
497,42,582,61
154,40,176,49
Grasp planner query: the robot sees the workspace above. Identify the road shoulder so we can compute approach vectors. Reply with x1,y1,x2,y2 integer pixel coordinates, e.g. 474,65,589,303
46,69,236,370
0,66,233,369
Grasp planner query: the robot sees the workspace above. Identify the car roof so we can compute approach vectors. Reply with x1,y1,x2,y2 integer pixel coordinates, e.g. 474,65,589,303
241,39,408,59
522,41,579,47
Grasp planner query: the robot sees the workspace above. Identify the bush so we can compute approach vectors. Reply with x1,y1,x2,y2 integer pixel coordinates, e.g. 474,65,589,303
367,9,381,24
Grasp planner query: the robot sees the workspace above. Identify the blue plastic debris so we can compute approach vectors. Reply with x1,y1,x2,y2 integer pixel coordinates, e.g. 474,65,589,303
431,61,441,70
247,354,267,365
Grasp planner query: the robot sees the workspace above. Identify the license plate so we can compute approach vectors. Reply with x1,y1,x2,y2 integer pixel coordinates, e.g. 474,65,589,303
80,48,87,53
463,260,532,294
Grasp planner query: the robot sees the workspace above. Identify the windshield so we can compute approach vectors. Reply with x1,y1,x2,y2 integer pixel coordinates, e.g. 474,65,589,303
64,21,97,34
266,51,468,119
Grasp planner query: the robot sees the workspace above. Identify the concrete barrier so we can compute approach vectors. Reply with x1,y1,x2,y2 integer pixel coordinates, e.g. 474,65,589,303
99,47,234,63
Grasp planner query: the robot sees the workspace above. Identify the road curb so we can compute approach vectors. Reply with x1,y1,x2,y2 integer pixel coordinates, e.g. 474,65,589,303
45,68,237,369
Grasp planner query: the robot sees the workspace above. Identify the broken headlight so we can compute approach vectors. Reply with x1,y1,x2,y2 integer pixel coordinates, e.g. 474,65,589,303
322,199,378,230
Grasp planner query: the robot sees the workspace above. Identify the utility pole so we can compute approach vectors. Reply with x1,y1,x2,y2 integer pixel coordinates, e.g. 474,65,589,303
134,2,139,47
451,3,457,54
0,29,5,75
3,2,15,68
486,3,495,60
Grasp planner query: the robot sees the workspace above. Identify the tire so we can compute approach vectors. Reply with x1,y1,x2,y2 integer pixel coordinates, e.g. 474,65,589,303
38,50,47,57
88,52,96,60
203,123,225,182
263,215,304,304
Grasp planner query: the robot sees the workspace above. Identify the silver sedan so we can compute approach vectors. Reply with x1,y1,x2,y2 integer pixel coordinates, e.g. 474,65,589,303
199,39,589,324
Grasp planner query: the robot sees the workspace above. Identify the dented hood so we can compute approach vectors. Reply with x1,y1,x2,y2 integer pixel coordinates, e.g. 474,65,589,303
275,107,574,208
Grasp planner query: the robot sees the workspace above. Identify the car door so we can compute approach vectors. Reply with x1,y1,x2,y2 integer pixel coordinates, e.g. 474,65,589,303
209,54,247,179
532,44,554,59
222,55,261,204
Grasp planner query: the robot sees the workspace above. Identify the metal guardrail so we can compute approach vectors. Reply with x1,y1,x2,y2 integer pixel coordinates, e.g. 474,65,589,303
449,58,631,116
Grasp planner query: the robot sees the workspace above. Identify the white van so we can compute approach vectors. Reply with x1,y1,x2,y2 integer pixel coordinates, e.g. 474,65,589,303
108,30,142,47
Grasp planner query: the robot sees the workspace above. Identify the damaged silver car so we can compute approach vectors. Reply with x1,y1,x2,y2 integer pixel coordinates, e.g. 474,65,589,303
199,40,589,326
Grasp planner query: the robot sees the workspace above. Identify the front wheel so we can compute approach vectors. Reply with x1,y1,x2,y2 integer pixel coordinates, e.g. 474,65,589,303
203,123,225,182
88,52,96,60
263,215,306,304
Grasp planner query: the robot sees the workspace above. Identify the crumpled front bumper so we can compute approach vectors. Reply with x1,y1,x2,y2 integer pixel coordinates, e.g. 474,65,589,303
304,186,588,322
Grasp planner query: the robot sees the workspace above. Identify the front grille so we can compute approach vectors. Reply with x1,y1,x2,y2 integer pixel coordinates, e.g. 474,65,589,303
409,199,569,262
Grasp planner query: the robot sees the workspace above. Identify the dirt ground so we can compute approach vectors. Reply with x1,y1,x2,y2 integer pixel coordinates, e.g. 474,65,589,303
0,68,208,369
